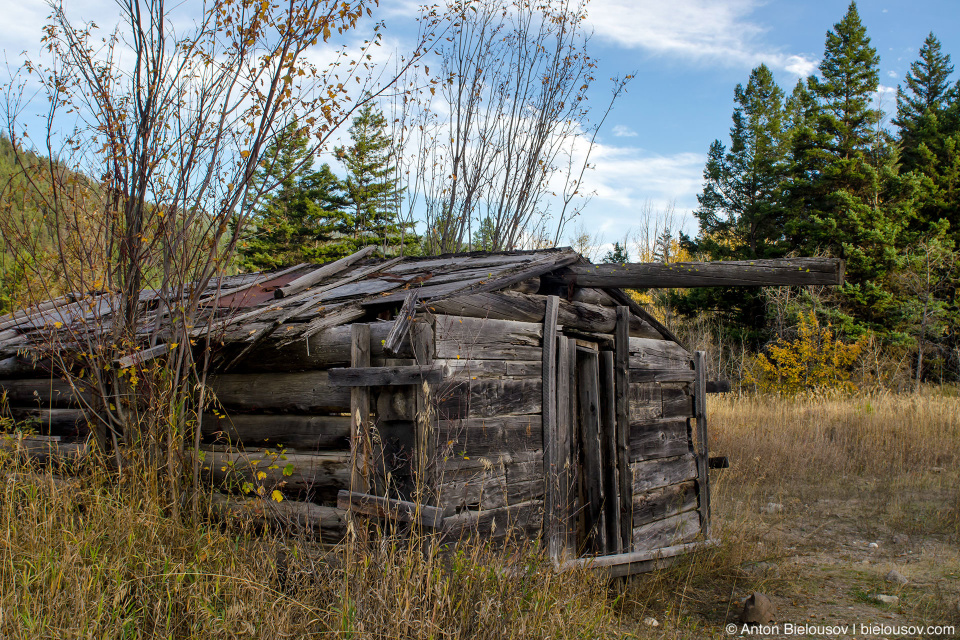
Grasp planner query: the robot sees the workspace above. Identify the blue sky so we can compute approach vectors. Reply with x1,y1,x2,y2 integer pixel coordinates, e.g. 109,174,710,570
2,0,959,246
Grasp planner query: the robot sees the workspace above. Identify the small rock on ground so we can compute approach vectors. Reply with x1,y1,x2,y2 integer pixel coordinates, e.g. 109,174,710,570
869,594,899,605
885,569,908,585
643,617,660,627
741,593,777,624
762,503,783,515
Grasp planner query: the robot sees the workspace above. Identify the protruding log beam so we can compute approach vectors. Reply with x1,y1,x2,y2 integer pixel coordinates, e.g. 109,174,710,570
337,490,445,529
328,365,444,387
274,245,376,298
557,258,845,288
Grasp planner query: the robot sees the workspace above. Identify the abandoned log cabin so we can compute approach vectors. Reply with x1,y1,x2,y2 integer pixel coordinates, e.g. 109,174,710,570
0,248,843,575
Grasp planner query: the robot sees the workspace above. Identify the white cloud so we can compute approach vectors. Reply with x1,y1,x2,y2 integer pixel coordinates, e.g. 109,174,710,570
612,124,638,137
887,70,899,79
587,0,818,77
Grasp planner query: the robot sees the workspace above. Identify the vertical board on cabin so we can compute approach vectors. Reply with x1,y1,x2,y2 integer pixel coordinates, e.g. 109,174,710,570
623,324,702,552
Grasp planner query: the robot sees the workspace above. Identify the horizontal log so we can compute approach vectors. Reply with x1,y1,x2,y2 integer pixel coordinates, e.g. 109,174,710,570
209,372,350,413
226,321,410,372
661,384,694,419
632,511,701,550
438,359,541,379
425,290,661,338
631,453,698,494
336,490,445,529
630,418,691,462
434,315,542,361
628,337,692,369
274,245,376,298
202,447,351,501
201,413,350,450
210,493,346,541
9,408,89,438
328,365,444,387
0,355,44,378
436,415,542,457
436,378,542,419
559,258,845,288
565,540,717,578
632,480,697,527
628,368,695,384
441,500,543,542
628,382,662,422
0,434,89,464
0,378,91,408
436,450,543,511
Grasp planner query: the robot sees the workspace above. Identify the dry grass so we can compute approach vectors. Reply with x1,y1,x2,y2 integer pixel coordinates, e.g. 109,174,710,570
2,389,959,638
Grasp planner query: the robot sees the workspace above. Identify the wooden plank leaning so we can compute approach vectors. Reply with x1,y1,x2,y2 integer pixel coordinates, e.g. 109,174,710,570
274,245,377,298
541,295,560,561
693,351,711,539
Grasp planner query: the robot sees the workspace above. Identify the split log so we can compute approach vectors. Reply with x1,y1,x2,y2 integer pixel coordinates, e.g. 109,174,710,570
632,480,697,528
336,490,445,529
202,447,352,501
0,434,89,464
631,453,698,494
441,500,544,541
628,337,692,369
628,368,696,384
629,418,691,462
200,413,350,450
435,378,542,419
558,257,845,288
208,372,350,413
425,290,662,338
383,291,419,355
434,315,542,361
328,365,444,387
436,415,542,458
209,493,346,540
632,511,701,550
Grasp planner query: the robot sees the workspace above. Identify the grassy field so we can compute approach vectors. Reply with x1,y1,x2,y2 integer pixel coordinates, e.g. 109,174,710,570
1,390,958,638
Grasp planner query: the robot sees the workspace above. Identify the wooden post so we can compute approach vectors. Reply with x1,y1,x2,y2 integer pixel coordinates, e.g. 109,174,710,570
411,320,435,503
693,351,711,538
600,350,622,554
577,347,605,554
350,324,372,494
556,334,575,556
615,307,632,550
542,295,560,561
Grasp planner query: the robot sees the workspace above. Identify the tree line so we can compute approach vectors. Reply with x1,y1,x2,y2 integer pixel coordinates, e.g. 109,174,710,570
677,1,959,383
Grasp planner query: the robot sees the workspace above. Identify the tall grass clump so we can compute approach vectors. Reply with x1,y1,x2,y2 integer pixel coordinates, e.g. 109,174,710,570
0,452,619,639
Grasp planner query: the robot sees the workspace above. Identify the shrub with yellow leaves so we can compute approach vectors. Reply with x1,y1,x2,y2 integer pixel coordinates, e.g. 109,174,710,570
746,312,865,394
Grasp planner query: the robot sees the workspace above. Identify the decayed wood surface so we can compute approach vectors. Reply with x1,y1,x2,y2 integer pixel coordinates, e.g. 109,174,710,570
434,315,542,361
274,245,376,298
435,378,542,419
628,337,692,369
201,413,350,450
0,355,44,378
632,511,701,550
435,450,543,511
441,500,544,541
629,418,691,461
0,434,89,464
350,325,373,494
384,290,418,355
576,348,606,553
631,453,698,494
542,296,560,561
628,368,696,384
202,447,351,499
556,334,576,556
328,365,444,387
437,359,541,379
600,351,622,554
565,540,715,577
614,307,632,550
210,493,346,540
9,408,88,436
632,480,697,527
208,372,350,413
694,350,711,538
425,291,662,338
0,378,91,407
436,415,542,457
336,490,445,529
559,257,844,288
661,384,695,418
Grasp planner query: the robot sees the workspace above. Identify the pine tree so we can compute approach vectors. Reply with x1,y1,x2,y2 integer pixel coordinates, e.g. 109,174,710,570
601,242,629,264
785,1,906,333
335,102,416,255
237,123,351,271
